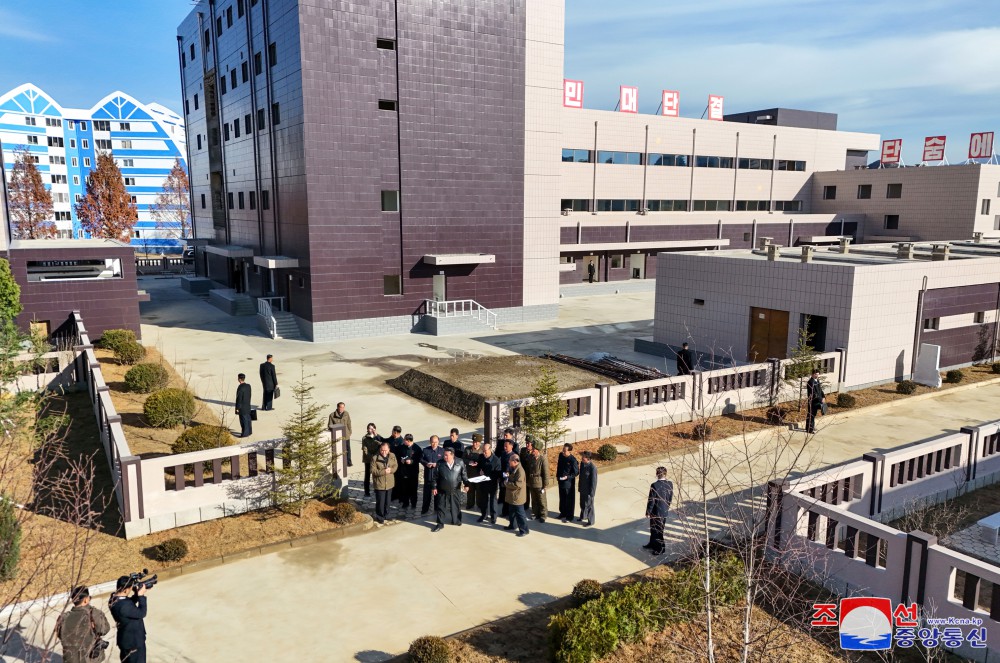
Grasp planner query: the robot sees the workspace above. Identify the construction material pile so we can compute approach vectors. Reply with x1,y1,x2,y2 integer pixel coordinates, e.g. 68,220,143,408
544,353,665,384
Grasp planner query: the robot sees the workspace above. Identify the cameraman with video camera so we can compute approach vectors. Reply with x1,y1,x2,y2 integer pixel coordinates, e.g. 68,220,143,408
109,572,153,662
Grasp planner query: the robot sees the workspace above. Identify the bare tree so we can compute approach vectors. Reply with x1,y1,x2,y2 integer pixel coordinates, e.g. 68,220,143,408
151,159,191,241
7,146,56,240
75,152,138,243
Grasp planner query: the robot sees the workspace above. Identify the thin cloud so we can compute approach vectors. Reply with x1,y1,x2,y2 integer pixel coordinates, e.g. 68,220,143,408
0,10,59,43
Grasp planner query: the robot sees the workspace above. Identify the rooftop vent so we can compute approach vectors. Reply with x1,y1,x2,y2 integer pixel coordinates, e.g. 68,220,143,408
838,237,852,254
896,243,914,260
757,236,773,250
932,244,951,261
801,245,814,263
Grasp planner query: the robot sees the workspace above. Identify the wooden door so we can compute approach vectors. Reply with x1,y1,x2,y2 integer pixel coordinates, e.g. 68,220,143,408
749,307,790,361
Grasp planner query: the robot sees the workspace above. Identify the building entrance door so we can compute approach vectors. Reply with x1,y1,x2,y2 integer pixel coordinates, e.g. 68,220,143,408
630,253,645,279
748,307,790,361
432,273,447,301
582,255,598,282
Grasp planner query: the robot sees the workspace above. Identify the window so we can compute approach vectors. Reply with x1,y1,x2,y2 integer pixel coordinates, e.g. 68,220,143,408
129,195,137,204
378,99,397,111
610,255,624,269
596,199,641,212
995,215,1000,231
736,200,769,211
249,191,256,209
377,38,396,50
646,200,687,211
597,151,643,165
737,158,773,170
254,51,262,75
201,193,206,209
271,103,281,125
234,121,240,138
983,199,992,215
95,139,112,150
123,177,136,186
68,120,76,129
51,175,67,184
227,192,234,209
120,140,132,149
70,139,76,148
647,153,689,167
26,258,123,282
268,42,277,66
72,175,80,185
122,158,133,167
257,108,266,130
238,191,245,209
26,155,39,164
223,123,230,141
196,134,203,150
55,211,72,221
561,148,592,163
560,199,591,212
119,122,130,131
923,318,939,331
887,183,902,199
185,99,190,115
692,200,732,211
230,69,237,90
71,157,78,167
190,43,195,60
216,16,223,34
27,135,38,145
694,155,734,168
24,117,36,126
237,0,245,18
383,275,402,296
975,312,986,324
79,121,87,131
194,94,199,110
83,157,90,167
45,118,62,127
93,120,110,131
775,200,803,212
857,184,872,199
884,214,900,230
242,61,249,83
823,185,837,200
46,136,64,147
381,190,400,212
75,194,82,203
204,29,211,48
261,190,270,210
775,160,807,171
244,114,252,133
227,5,233,26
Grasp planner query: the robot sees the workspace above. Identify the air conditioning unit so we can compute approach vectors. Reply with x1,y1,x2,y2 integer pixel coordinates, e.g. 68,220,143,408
562,208,572,216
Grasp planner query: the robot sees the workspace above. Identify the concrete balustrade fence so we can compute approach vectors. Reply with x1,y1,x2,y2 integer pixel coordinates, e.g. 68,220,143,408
484,349,844,445
768,418,1000,662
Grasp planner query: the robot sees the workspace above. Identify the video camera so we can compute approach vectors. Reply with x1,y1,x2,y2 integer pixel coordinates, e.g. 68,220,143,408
124,569,158,592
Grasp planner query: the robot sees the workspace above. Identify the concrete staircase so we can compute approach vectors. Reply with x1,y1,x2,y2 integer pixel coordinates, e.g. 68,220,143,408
208,289,257,316
271,311,304,340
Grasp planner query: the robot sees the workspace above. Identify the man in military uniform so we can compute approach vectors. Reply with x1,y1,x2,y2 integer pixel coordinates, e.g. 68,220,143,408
526,440,550,523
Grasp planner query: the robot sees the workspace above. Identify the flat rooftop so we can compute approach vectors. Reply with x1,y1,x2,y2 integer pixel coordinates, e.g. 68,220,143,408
682,239,1000,268
9,239,131,251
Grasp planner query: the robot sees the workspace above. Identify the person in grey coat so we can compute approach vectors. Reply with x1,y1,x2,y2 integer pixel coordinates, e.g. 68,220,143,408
577,451,597,526
431,448,469,531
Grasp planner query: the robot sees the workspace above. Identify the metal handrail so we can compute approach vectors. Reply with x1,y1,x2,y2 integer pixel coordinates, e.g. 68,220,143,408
257,298,276,338
424,299,497,329
258,296,286,313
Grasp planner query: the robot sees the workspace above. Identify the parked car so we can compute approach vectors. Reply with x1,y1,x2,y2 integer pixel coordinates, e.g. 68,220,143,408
183,247,195,263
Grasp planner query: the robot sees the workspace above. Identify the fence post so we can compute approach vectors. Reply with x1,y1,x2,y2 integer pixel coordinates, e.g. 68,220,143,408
595,382,610,431
765,479,787,549
862,452,885,518
690,370,702,414
835,346,847,390
961,425,978,483
329,425,347,481
767,358,782,405
901,530,937,606
484,400,499,444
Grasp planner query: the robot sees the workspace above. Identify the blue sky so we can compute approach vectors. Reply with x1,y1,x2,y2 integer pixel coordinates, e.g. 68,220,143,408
1,0,998,163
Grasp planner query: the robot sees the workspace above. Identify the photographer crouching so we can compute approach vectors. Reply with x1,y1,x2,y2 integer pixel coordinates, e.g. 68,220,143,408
109,570,156,662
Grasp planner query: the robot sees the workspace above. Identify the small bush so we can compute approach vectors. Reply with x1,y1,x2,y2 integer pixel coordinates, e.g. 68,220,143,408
571,579,603,606
596,444,618,462
408,636,450,663
836,393,857,409
114,340,146,366
172,425,232,455
896,380,917,395
766,406,788,425
0,495,21,581
992,363,1000,375
144,388,197,428
148,538,188,563
945,369,964,384
325,501,356,525
98,329,135,354
124,363,169,393
692,423,712,440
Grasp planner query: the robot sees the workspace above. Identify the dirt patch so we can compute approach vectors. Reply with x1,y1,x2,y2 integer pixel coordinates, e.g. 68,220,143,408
389,355,610,422
97,346,228,458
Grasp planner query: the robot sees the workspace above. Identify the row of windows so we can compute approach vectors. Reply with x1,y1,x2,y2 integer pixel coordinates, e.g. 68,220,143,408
562,149,807,172
54,211,71,221
93,120,112,132
219,45,276,96
561,199,803,213
201,189,271,211
45,118,61,127
823,183,902,201
198,106,280,150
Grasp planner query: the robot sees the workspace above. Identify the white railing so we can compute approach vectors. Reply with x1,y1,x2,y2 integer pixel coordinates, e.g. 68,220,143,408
257,298,276,338
258,296,286,312
425,299,497,329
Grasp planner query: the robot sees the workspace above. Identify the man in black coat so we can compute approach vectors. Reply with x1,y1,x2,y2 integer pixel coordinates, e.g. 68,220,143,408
109,577,148,663
806,369,826,434
556,443,580,523
394,434,422,516
498,438,517,517
587,260,596,283
645,466,674,555
235,373,252,438
431,448,469,532
578,451,597,526
420,435,445,515
259,354,277,411
676,343,694,376
476,441,501,524
444,427,465,460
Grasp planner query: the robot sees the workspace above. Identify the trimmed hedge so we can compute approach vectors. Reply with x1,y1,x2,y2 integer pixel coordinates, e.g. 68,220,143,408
896,380,917,395
171,425,232,455
148,538,188,562
548,553,746,663
144,388,197,428
596,444,617,461
325,501,356,525
99,329,135,354
992,363,1000,375
836,393,856,408
124,363,169,393
945,369,964,384
114,341,146,366
408,636,450,663
571,579,603,606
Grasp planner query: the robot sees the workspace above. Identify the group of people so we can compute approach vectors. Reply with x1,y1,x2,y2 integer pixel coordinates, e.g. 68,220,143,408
233,354,279,438
56,576,148,663
350,423,599,537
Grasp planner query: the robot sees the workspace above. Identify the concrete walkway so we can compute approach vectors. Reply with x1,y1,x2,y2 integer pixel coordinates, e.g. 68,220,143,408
7,378,1000,662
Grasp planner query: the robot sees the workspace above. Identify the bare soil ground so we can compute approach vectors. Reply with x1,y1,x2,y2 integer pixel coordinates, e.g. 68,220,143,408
389,355,610,422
